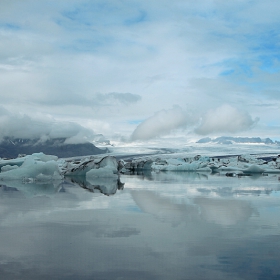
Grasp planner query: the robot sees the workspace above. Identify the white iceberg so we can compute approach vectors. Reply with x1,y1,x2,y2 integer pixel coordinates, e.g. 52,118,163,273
1,165,19,172
0,153,62,181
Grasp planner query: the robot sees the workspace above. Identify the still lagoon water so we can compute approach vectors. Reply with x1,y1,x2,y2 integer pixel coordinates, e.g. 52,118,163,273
0,172,280,279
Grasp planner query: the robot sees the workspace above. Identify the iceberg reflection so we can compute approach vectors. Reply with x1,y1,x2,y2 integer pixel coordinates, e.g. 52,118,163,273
0,176,124,197
0,181,61,197
68,176,124,196
194,197,255,226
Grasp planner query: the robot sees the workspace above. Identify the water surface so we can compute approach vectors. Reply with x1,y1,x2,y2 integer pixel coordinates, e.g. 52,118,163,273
0,172,280,279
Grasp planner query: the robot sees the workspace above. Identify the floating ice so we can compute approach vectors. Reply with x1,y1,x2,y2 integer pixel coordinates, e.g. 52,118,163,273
0,153,120,186
120,154,280,174
0,153,62,181
0,151,280,186
1,165,19,172
63,156,118,178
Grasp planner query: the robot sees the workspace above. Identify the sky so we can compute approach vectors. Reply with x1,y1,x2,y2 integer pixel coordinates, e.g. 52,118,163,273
1,0,280,143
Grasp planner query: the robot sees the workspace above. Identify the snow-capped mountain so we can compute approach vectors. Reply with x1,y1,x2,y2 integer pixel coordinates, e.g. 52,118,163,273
196,136,276,145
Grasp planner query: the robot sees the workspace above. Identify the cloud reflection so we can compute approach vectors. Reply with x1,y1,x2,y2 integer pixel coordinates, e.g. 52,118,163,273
194,197,254,226
131,190,197,225
0,172,279,279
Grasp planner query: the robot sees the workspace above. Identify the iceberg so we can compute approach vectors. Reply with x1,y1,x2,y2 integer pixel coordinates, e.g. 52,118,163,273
0,153,119,183
0,153,62,181
1,165,19,172
0,153,124,197
119,153,280,175
0,151,280,186
63,155,118,178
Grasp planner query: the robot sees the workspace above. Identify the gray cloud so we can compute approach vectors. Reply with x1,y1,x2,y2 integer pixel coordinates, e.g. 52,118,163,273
195,105,259,135
95,92,141,105
0,106,95,142
40,92,141,107
263,89,280,99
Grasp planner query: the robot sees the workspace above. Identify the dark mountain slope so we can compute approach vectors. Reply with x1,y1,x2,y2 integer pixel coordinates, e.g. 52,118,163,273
0,137,107,158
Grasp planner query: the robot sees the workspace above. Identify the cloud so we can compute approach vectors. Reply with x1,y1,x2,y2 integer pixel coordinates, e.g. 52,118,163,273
263,89,280,99
95,92,141,105
40,91,141,107
0,0,279,138
131,106,195,141
130,104,259,141
0,106,95,143
195,104,258,135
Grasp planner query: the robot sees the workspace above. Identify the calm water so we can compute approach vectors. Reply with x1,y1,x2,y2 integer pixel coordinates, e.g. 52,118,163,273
0,172,280,280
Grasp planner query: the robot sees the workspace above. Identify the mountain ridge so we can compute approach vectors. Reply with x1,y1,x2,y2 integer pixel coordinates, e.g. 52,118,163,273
196,136,278,145
0,137,108,158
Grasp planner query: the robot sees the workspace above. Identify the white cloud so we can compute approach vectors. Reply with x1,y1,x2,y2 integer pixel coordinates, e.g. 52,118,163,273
195,104,258,135
131,106,196,140
0,0,279,138
130,104,259,140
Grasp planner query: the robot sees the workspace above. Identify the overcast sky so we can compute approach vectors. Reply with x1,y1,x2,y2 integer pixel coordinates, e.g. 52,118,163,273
1,0,280,142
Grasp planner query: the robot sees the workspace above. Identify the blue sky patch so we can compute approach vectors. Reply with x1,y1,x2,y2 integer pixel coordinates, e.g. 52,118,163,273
0,23,21,30
220,69,235,76
124,10,147,26
128,120,144,125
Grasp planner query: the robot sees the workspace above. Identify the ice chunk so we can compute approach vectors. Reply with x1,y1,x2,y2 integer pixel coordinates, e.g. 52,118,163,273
64,156,118,177
86,156,118,178
151,155,211,172
0,157,25,169
30,152,58,162
1,165,19,172
0,153,62,181
98,156,118,170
